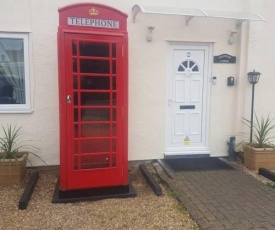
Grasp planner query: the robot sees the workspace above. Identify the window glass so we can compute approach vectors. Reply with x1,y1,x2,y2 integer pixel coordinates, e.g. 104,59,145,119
80,76,110,90
178,59,199,73
79,41,109,57
0,33,31,113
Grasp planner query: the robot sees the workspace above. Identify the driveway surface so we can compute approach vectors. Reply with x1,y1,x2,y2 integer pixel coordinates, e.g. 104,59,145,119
153,159,275,230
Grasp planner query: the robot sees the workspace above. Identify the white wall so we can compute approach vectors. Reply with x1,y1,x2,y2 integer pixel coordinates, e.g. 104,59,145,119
234,0,275,145
248,0,275,117
0,0,267,165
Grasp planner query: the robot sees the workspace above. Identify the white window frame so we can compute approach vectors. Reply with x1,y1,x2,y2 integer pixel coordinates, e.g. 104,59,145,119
0,32,32,113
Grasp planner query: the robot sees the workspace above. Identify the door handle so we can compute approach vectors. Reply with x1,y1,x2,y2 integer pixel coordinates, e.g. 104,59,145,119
67,95,72,104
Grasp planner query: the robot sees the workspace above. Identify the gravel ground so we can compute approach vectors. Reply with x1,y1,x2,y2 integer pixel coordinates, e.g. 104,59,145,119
228,158,275,186
0,166,198,230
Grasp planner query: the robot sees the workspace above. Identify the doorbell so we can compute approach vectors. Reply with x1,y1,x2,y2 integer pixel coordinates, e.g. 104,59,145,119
227,76,235,86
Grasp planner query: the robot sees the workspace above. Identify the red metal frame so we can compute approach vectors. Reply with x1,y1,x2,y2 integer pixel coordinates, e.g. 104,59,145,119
58,3,128,190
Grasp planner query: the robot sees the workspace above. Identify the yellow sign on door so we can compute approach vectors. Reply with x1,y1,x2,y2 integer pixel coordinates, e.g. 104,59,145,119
184,136,191,145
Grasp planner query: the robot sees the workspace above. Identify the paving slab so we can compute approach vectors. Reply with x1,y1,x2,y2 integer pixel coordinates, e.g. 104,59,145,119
153,160,275,230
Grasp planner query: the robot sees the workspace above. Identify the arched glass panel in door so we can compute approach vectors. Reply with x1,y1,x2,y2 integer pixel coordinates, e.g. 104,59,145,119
177,59,200,73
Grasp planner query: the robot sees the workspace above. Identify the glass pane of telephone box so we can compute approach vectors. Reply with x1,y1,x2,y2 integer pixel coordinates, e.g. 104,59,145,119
81,154,110,169
80,60,110,74
79,42,109,57
80,139,110,153
81,108,110,121
81,124,110,138
81,92,110,106
80,76,110,90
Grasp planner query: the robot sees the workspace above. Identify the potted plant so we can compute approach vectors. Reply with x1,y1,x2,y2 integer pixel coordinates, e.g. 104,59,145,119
242,114,275,170
0,124,44,185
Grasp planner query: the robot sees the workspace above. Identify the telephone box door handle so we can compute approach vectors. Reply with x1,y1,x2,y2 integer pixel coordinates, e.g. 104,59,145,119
67,95,72,104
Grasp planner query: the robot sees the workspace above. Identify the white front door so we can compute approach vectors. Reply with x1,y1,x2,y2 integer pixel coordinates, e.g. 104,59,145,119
166,44,211,155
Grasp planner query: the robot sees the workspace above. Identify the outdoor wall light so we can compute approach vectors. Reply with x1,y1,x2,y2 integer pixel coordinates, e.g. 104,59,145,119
247,69,261,143
146,26,155,42
228,31,237,45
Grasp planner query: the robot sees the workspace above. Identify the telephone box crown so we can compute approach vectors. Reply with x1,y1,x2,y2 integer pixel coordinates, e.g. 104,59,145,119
89,7,99,16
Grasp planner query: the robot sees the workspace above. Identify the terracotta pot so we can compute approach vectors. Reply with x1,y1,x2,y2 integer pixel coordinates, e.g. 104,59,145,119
244,145,275,171
0,153,28,185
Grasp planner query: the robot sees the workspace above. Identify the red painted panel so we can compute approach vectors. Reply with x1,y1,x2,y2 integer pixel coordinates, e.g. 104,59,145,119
58,3,128,191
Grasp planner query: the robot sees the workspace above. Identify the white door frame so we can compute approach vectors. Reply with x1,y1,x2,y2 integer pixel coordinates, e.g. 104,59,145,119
165,42,213,156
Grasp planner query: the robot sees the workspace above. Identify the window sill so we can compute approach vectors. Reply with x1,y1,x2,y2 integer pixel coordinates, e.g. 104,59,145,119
0,106,33,114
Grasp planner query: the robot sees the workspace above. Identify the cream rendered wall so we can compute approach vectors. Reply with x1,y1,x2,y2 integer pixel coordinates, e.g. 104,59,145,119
0,0,255,165
236,0,275,145
0,1,32,32
246,1,275,116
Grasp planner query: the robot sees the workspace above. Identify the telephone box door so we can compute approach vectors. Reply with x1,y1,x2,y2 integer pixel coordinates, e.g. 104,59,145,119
62,33,125,190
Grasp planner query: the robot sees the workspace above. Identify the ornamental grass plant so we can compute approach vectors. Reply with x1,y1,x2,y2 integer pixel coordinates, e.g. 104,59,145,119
0,124,45,164
242,114,275,148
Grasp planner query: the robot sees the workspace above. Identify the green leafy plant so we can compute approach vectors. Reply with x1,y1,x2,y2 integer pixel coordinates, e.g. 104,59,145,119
0,124,46,164
243,114,275,148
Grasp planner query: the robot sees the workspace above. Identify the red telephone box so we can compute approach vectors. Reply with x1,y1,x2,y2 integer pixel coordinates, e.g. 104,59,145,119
58,3,128,191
